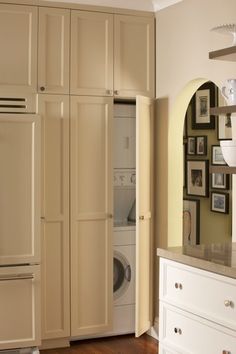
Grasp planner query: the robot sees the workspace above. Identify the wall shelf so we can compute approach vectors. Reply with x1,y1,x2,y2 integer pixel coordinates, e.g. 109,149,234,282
209,46,236,62
210,165,236,174
210,106,236,115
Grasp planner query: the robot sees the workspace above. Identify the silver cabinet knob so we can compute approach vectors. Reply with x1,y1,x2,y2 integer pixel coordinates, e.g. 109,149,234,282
174,327,182,335
139,215,145,220
40,86,45,92
114,90,119,95
175,282,183,290
224,300,233,307
106,89,112,95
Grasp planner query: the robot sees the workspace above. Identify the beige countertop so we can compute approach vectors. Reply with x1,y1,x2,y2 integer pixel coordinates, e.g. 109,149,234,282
157,242,236,279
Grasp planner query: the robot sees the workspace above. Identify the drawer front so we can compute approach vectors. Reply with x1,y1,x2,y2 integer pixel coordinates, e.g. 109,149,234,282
159,302,236,354
160,258,236,330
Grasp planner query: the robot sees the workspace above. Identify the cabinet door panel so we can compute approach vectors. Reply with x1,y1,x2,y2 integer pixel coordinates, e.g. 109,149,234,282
114,15,154,98
0,114,40,265
71,11,113,96
135,96,154,337
38,7,70,94
70,96,113,336
0,4,37,94
39,94,70,339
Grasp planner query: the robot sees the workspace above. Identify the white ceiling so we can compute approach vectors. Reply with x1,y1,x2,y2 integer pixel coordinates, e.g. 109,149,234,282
42,0,183,12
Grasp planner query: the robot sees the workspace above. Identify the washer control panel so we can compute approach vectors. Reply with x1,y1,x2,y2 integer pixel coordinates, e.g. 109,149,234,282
114,170,136,187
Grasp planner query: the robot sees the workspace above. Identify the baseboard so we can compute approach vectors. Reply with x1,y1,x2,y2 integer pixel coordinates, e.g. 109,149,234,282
40,338,70,350
147,316,159,340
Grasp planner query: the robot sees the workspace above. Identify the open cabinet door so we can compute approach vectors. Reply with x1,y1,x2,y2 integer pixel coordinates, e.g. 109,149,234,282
135,95,154,337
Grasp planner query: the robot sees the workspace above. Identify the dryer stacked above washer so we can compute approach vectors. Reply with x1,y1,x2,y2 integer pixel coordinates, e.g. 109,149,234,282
112,102,136,335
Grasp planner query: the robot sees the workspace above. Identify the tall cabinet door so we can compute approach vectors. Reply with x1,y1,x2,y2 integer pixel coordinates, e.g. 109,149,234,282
135,96,154,337
70,11,113,96
70,96,113,337
38,94,70,340
38,7,70,94
114,15,155,98
0,4,37,94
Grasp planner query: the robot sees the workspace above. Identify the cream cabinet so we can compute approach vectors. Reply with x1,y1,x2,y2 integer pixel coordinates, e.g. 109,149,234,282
114,15,155,98
0,4,37,94
38,7,70,94
70,96,113,337
70,11,113,96
159,258,236,353
38,94,70,341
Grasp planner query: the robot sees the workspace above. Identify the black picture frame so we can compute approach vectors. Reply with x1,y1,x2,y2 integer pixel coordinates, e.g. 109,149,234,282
196,136,207,155
211,192,229,214
191,82,217,130
183,142,187,188
211,173,230,190
186,160,209,197
187,136,196,155
183,198,200,245
211,145,227,166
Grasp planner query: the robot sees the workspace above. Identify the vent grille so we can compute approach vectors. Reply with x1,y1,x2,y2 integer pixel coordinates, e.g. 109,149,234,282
0,95,35,113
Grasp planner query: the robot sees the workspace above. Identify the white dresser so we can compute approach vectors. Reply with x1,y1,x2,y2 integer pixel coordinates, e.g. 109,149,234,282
158,244,236,354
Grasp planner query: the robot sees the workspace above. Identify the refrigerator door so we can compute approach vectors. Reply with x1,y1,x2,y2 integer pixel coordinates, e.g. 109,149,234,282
0,265,41,349
0,114,40,265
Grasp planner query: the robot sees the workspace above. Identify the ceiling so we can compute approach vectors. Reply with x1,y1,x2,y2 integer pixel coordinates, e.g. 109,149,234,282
42,0,183,12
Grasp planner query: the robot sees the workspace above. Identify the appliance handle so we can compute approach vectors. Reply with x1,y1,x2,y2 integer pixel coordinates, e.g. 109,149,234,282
125,265,131,282
0,274,34,281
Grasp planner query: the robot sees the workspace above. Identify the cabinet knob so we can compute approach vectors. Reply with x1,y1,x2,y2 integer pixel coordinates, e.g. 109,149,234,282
114,90,119,95
40,86,46,92
175,282,183,290
224,300,233,308
106,89,112,95
222,351,231,354
108,214,113,219
139,215,145,220
174,327,182,335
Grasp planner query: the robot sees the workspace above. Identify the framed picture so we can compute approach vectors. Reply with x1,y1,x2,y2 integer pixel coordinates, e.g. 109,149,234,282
183,199,200,245
211,173,230,190
183,114,187,139
211,145,226,165
211,192,229,214
187,136,196,155
217,114,232,140
187,160,209,197
191,82,217,130
196,136,207,155
183,142,187,187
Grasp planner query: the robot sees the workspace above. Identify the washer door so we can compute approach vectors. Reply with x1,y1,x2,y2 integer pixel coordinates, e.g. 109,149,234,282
113,251,131,301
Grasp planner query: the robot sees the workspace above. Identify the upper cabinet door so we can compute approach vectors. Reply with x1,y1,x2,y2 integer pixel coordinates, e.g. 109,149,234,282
70,11,113,96
114,15,155,99
0,4,37,94
135,96,154,337
38,7,70,94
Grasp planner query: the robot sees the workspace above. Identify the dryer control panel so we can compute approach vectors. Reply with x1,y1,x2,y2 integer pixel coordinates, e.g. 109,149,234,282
114,170,136,187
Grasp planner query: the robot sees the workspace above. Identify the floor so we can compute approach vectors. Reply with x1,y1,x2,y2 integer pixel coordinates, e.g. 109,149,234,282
42,334,158,354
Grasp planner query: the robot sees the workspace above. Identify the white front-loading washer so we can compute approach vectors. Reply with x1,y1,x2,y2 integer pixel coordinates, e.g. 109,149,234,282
112,226,136,335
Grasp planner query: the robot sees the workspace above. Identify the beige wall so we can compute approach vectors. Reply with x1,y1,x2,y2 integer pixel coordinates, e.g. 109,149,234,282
155,0,236,249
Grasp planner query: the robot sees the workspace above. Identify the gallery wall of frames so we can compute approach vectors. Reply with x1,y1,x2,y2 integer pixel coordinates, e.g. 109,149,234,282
183,82,232,246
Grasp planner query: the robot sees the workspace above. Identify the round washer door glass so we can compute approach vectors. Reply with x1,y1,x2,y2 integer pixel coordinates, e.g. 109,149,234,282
113,251,131,300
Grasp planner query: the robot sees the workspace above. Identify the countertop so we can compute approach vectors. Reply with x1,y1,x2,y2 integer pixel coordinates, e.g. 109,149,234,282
157,242,236,279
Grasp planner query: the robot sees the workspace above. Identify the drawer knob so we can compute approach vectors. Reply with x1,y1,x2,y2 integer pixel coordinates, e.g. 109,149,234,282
224,300,234,308
40,86,46,92
106,89,112,95
114,90,119,95
175,282,183,290
174,327,182,335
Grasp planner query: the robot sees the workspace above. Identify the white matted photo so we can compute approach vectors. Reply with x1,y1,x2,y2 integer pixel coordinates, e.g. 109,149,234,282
211,145,226,165
183,199,200,245
218,114,232,140
187,160,209,197
211,192,229,214
196,89,210,124
211,173,229,190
